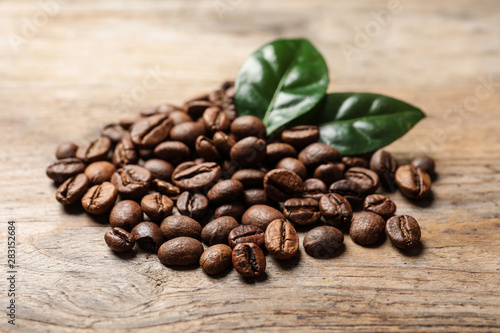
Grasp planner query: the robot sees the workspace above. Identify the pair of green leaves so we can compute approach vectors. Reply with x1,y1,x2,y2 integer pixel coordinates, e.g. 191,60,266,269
234,38,425,155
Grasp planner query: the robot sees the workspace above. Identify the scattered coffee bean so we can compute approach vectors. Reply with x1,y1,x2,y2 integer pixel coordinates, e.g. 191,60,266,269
46,158,86,183
275,157,307,180
169,121,206,147
263,169,303,202
298,142,340,168
281,125,319,149
230,115,266,139
55,173,89,205
329,179,366,207
283,198,321,226
265,219,299,259
207,179,244,204
302,178,328,201
230,136,267,168
168,110,193,125
241,204,285,231
113,138,139,168
76,136,111,163
109,200,143,231
201,216,239,246
231,169,266,188
153,141,190,165
232,243,266,278
342,156,368,169
411,156,435,175
228,225,265,249
344,167,380,194
176,191,209,220
158,237,204,266
349,212,386,246
142,159,174,181
55,142,78,159
172,162,221,191
203,106,230,134
200,244,233,275
213,131,236,157
395,165,432,199
160,215,202,240
303,226,344,258
364,194,396,219
369,149,398,190
195,136,221,161
319,193,352,227
185,100,213,119
101,123,129,143
266,143,297,162
153,179,181,200
81,182,118,215
141,193,174,222
130,114,173,148
243,188,270,207
85,161,116,185
386,215,421,249
111,165,152,199
214,201,246,220
313,162,344,186
104,227,136,252
131,221,165,253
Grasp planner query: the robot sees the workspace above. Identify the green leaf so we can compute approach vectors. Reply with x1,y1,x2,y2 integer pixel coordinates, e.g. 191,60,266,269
235,38,329,134
313,93,425,155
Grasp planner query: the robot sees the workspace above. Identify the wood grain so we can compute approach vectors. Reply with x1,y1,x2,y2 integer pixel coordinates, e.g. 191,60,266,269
1,0,499,332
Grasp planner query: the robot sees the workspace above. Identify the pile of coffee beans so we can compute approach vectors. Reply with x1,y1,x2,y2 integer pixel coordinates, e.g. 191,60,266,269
46,81,436,278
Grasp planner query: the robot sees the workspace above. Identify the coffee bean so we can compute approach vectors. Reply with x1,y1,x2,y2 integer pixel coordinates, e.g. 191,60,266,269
265,143,297,163
263,169,303,202
55,142,78,159
231,169,266,188
81,182,118,215
213,131,236,157
349,212,385,246
130,114,173,148
302,178,328,201
208,89,226,107
153,179,181,200
313,162,344,186
158,237,204,266
195,136,222,161
318,193,353,227
241,204,285,231
298,143,340,169
153,141,190,165
160,215,202,241
342,156,368,169
101,123,129,143
55,173,89,205
201,216,239,246
275,157,307,180
46,158,86,183
111,165,152,199
230,136,267,168
84,161,116,185
329,179,366,207
176,191,209,220
214,201,246,220
344,167,380,194
265,219,299,259
185,100,213,120
172,162,221,191
281,125,319,149
230,115,266,139
200,244,233,275
283,198,321,226
76,136,112,163
207,179,244,204
113,138,139,168
303,226,344,258
232,243,266,278
243,188,270,207
109,200,143,231
141,193,174,222
411,156,435,175
202,106,230,134
369,149,398,190
228,225,265,249
104,227,136,252
364,194,396,220
131,221,165,252
142,159,174,181
169,121,206,147
168,110,193,125
386,215,421,249
395,165,432,199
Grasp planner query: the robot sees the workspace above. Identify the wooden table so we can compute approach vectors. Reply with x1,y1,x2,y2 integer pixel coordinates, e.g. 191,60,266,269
1,0,499,331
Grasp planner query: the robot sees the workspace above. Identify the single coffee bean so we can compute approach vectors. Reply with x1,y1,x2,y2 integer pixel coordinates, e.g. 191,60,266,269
241,204,285,231
81,182,118,215
213,131,236,157
369,149,398,190
395,165,432,199
55,142,78,159
200,244,233,275
207,179,244,204
153,179,181,200
303,226,344,258
76,136,111,163
130,114,173,148
201,216,239,246
342,156,368,169
349,212,386,246
230,136,267,168
329,179,366,207
160,215,202,240
84,161,116,185
265,143,297,162
109,200,143,231
46,158,86,183
153,141,190,165
185,100,213,120
265,219,299,259
169,121,206,147
113,138,139,168
232,243,266,278
202,106,230,134
344,167,380,194
243,188,271,207
228,225,265,249
142,159,174,181
411,156,436,175
231,169,266,188
195,136,221,161
214,201,246,220
386,215,421,249
281,125,320,149
141,193,174,222
131,221,165,252
55,173,89,205
364,194,396,220
313,162,344,186
283,198,321,226
158,237,204,266
104,227,136,252
275,158,307,180
302,178,328,201
298,142,340,169
230,115,266,140
263,169,304,202
172,162,222,191
176,191,209,220
101,123,129,143
111,165,152,199
319,193,353,227
168,110,193,125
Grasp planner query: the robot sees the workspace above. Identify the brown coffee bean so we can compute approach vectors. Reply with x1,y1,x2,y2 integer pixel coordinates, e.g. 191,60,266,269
55,173,89,205
411,156,435,175
104,227,136,253
298,143,340,169
200,244,233,275
55,142,78,159
313,162,344,186
208,89,226,106
364,194,396,220
275,158,307,180
265,219,299,259
158,237,204,266
131,221,164,252
109,200,143,231
329,179,366,207
228,225,265,249
369,149,398,189
153,179,181,200
84,161,116,185
207,179,244,204
169,121,206,147
81,182,118,215
168,110,192,125
113,138,139,168
172,162,221,191
230,137,267,168
386,215,421,249
342,156,368,169
231,169,266,188
111,165,152,199
141,193,174,222
303,226,344,258
230,115,266,139
201,216,239,246
395,165,432,199
283,198,321,226
101,123,129,143
142,159,174,181
160,215,202,240
202,106,230,134
232,243,266,278
195,136,222,161
349,212,385,246
130,114,173,148
176,191,209,220
46,158,86,183
319,193,353,227
241,204,285,231
243,188,270,207
153,141,190,165
281,125,320,149
263,169,303,202
265,143,297,162
213,131,236,157
302,178,328,201
214,201,246,220
185,100,213,119
76,136,112,163
344,167,380,194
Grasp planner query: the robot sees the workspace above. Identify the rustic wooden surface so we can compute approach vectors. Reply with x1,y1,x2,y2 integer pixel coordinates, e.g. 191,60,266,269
1,0,499,332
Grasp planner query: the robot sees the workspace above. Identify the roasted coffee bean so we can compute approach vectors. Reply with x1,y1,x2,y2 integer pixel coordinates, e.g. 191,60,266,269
220,160,239,178
342,156,368,169
230,136,267,168
101,123,129,143
176,191,209,220
130,114,173,148
200,244,233,275
207,179,244,204
213,131,236,157
281,125,320,149
263,169,303,202
172,162,221,191
84,161,116,185
228,225,265,249
201,216,239,246
141,193,174,222
364,194,396,219
344,167,380,194
142,159,174,181
302,178,328,201
109,200,143,231
169,121,206,147
283,198,321,226
76,136,112,163
243,188,270,207
265,219,299,259
153,141,190,165
395,165,432,199
386,215,421,249
46,158,86,183
303,226,344,258
158,237,204,266
131,221,165,252
104,227,136,252
214,201,246,220
81,182,118,215
265,143,297,162
349,212,386,246
55,142,78,159
185,100,213,119
319,193,352,227
298,143,340,169
113,138,139,168
208,89,226,107
153,179,181,200
329,179,366,207
369,149,398,189
230,115,266,139
313,162,344,186
231,169,266,188
275,158,307,180
202,106,230,134
160,215,202,240
411,156,436,175
55,173,89,205
168,110,192,125
195,136,221,161
241,204,285,231
111,165,152,199
232,243,266,278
